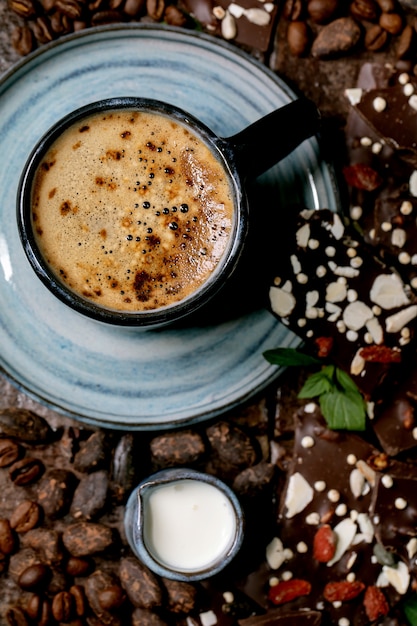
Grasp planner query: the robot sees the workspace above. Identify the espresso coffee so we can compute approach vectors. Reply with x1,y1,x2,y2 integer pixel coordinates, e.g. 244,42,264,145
31,109,235,312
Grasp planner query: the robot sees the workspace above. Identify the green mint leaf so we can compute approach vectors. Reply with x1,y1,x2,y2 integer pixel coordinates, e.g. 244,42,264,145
320,388,366,431
298,368,334,398
403,593,417,625
263,348,321,367
335,367,361,394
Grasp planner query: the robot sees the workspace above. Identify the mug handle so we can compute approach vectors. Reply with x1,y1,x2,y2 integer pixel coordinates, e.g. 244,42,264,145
225,97,321,179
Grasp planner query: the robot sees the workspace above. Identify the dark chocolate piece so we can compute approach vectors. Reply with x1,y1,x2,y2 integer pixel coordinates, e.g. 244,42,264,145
268,208,417,399
238,404,403,624
238,608,322,625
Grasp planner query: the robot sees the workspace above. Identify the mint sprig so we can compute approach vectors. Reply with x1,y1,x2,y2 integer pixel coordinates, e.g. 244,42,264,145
264,349,367,432
402,594,417,625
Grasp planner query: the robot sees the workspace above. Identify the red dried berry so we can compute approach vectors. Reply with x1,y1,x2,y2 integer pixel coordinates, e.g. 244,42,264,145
359,345,401,363
363,585,389,621
343,163,383,191
313,524,337,563
268,579,312,605
323,580,365,602
315,336,334,358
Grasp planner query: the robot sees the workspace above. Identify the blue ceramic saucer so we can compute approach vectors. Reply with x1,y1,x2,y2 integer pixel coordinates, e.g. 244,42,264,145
0,25,339,429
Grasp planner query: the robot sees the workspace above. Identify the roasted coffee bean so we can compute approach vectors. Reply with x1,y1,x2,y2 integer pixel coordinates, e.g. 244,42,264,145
164,4,188,25
0,409,52,443
287,20,310,56
0,518,16,555
18,563,51,591
119,557,163,609
5,607,30,626
37,469,77,518
26,594,52,626
50,10,73,35
51,591,75,622
70,584,87,617
0,438,23,468
350,0,379,21
146,0,165,20
97,584,125,610
90,9,125,23
40,0,58,10
70,469,109,520
109,0,125,8
54,0,84,18
123,0,145,16
396,22,415,57
65,556,93,577
8,0,37,17
365,23,388,49
62,521,113,556
307,0,339,23
32,16,55,44
375,0,396,11
379,11,403,33
85,570,124,625
9,457,44,486
282,0,304,20
10,500,41,533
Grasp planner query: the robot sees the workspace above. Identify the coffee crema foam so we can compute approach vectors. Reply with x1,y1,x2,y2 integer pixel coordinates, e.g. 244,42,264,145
32,109,235,312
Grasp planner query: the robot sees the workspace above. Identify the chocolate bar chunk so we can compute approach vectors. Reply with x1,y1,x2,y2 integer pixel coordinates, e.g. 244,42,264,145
268,208,417,399
237,403,403,624
353,75,417,168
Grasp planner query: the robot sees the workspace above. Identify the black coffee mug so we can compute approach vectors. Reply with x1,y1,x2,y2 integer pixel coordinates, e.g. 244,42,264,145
17,96,320,329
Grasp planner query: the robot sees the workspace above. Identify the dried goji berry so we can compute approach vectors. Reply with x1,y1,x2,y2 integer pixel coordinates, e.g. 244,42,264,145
359,345,401,363
314,336,333,359
268,579,312,605
313,524,337,563
323,580,365,602
343,163,383,191
363,585,389,621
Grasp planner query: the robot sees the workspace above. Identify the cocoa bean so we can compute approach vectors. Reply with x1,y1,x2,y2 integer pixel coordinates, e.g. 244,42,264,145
150,430,205,468
131,608,168,626
119,556,163,609
21,528,63,564
85,570,124,625
36,469,77,518
162,578,197,613
62,521,113,556
73,431,109,473
311,16,362,57
70,470,109,520
0,409,52,443
206,421,258,477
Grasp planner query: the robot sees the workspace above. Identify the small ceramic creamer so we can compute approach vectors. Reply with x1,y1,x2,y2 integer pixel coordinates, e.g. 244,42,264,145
124,468,244,581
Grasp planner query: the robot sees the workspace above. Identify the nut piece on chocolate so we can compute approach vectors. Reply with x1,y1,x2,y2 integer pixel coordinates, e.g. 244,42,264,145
268,208,417,399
